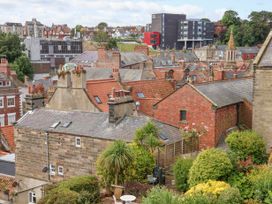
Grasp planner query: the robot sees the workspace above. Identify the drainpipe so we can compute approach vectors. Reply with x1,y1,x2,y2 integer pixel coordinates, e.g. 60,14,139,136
45,132,50,181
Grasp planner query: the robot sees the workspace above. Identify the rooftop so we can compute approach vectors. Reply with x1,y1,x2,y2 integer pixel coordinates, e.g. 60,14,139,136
16,108,181,145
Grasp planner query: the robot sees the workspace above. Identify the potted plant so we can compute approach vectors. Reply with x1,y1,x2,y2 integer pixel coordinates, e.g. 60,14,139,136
97,140,133,199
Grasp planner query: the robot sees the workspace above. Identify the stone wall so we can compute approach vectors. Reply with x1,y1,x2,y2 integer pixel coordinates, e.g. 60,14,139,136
15,127,112,182
253,69,272,150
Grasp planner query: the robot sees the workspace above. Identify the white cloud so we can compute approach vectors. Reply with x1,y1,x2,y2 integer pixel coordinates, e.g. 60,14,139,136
0,0,224,27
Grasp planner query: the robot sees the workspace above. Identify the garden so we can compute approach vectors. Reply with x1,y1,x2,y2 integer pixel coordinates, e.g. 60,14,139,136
38,124,272,204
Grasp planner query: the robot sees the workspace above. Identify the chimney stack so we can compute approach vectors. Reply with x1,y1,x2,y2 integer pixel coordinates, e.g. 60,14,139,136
108,88,135,124
112,51,121,81
71,65,86,89
0,58,11,76
57,66,72,88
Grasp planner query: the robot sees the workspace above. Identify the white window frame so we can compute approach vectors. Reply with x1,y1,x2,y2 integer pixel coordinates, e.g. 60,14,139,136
29,191,36,204
0,114,5,126
49,164,55,176
58,166,64,176
0,97,3,108
7,96,15,108
75,137,81,147
7,113,16,125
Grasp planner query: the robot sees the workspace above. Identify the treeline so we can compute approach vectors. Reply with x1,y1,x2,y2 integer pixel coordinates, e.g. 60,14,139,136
215,10,272,46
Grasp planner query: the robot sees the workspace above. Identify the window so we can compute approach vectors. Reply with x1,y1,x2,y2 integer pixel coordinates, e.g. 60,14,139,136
49,164,55,176
180,110,187,121
29,191,36,204
7,113,16,125
0,114,4,126
7,96,15,107
137,92,145,98
94,96,102,104
75,137,81,147
67,45,71,51
58,45,62,51
0,97,3,108
58,166,64,176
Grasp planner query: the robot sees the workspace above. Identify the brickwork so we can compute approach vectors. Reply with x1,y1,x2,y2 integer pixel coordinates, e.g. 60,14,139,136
239,99,252,128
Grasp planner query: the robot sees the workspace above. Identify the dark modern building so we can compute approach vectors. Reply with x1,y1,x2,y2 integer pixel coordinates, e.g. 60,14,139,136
146,13,214,50
150,13,186,49
177,19,214,49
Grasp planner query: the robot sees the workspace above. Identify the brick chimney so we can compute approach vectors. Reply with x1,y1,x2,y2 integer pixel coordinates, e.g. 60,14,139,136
98,46,107,62
57,66,72,88
25,83,45,111
0,58,11,76
213,70,225,81
112,51,121,81
108,88,135,124
71,65,86,89
134,45,149,56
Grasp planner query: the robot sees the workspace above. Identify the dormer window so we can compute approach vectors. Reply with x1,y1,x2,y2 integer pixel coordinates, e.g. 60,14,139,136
94,96,102,104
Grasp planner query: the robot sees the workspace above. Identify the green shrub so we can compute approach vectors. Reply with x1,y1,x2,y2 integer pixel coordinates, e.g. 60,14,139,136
188,148,233,187
225,131,267,164
247,166,272,202
127,144,155,182
173,157,194,192
39,175,100,204
142,186,181,204
181,192,216,204
217,187,243,204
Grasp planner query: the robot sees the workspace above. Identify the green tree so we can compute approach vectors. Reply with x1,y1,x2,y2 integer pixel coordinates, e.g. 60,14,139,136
12,54,33,82
106,37,118,50
93,30,109,45
188,148,233,187
134,121,161,153
127,144,155,182
173,158,194,192
97,22,108,31
97,140,133,185
0,33,23,63
221,10,240,27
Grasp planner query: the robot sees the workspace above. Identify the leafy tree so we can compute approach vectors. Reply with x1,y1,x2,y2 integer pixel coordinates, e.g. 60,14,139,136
97,22,108,31
93,30,109,45
188,148,233,187
225,131,267,164
106,37,118,50
97,140,133,185
221,10,241,28
134,121,161,153
75,25,83,33
0,33,23,63
12,54,33,82
173,158,194,192
127,144,155,182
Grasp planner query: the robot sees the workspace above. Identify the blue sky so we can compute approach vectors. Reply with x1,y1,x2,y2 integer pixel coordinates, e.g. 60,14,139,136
0,0,271,27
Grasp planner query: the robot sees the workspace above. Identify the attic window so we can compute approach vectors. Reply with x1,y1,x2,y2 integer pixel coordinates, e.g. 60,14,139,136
137,92,145,98
94,96,102,104
50,121,60,128
159,133,168,141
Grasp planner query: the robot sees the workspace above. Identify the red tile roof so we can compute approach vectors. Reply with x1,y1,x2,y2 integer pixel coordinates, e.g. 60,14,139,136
0,125,15,152
0,175,15,196
86,79,123,112
124,79,175,116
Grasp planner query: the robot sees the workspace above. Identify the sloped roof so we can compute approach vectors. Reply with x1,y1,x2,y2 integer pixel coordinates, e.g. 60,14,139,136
0,125,15,152
16,109,181,145
70,51,98,66
254,31,272,67
120,52,148,67
194,78,253,108
0,154,15,176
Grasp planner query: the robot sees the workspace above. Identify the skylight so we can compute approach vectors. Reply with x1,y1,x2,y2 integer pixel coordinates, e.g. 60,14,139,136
50,121,60,128
137,92,145,98
94,96,102,104
62,121,72,128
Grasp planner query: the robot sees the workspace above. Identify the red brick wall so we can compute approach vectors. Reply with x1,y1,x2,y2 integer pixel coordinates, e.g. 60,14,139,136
153,84,216,149
0,93,20,126
214,105,237,145
239,100,252,128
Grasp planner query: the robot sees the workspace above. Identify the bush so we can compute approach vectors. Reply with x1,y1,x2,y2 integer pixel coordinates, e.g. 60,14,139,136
184,180,242,204
173,157,194,192
124,181,152,198
226,131,267,164
39,175,100,204
142,186,181,204
127,144,155,182
181,192,216,204
188,148,233,187
247,166,272,202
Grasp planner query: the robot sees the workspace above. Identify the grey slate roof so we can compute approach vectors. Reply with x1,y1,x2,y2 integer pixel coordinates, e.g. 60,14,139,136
120,52,148,67
85,68,150,81
70,51,98,66
194,78,253,108
0,154,15,176
16,109,182,145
